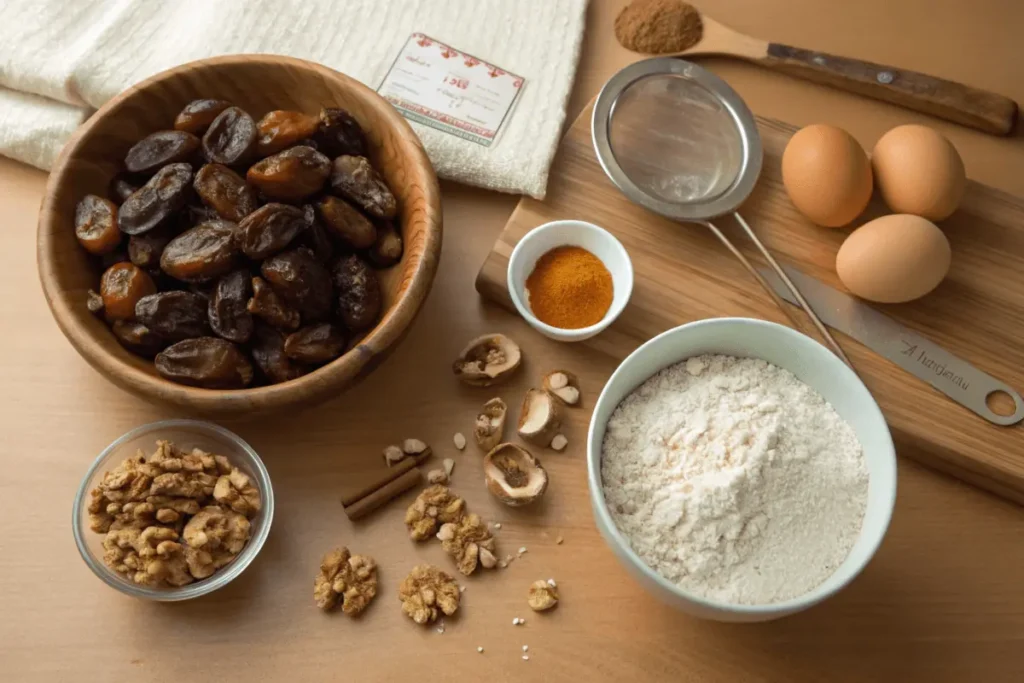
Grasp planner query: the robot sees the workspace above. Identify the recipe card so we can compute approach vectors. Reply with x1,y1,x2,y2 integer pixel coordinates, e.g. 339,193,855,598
378,33,525,147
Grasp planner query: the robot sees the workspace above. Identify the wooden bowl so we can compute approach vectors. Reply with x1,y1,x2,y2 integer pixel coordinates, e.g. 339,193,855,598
38,55,442,416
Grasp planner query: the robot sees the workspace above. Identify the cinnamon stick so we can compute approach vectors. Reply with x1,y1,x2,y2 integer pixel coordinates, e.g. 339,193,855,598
339,447,433,510
344,468,422,520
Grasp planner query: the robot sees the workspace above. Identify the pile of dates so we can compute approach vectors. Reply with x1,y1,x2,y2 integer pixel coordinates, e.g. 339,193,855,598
74,100,405,389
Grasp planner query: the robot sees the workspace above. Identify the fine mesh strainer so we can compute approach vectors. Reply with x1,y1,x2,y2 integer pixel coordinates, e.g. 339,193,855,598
592,58,850,366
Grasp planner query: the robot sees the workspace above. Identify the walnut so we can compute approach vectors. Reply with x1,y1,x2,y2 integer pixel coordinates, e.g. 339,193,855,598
404,485,465,541
213,467,262,517
398,564,460,624
528,579,559,611
90,440,259,587
101,526,193,587
183,505,251,554
437,512,496,576
314,547,378,615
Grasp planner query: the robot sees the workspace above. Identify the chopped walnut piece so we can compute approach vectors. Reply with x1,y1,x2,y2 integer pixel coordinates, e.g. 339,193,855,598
314,547,379,615
404,485,465,541
90,440,259,587
528,579,559,611
213,467,262,516
437,512,497,576
183,505,251,554
398,564,461,624
426,469,449,485
101,526,193,587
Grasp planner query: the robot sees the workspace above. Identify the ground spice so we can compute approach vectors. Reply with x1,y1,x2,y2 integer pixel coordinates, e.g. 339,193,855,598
614,0,704,54
525,246,613,329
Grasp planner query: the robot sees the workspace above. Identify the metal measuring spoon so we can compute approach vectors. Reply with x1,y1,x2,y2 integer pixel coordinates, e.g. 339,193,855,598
591,57,851,366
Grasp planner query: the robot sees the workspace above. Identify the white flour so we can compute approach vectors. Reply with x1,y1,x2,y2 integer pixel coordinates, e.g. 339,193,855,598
601,354,868,605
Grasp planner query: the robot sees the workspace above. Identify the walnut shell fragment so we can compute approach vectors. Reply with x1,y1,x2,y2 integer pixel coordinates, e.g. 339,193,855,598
399,564,461,624
543,370,581,406
474,397,507,451
314,547,378,616
452,334,521,387
484,443,548,507
517,388,562,446
528,579,559,611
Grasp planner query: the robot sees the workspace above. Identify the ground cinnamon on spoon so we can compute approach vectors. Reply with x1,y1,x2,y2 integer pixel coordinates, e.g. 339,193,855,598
614,0,704,54
525,246,613,329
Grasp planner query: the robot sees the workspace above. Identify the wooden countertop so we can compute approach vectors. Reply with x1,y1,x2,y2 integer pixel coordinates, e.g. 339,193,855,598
2,1,1023,680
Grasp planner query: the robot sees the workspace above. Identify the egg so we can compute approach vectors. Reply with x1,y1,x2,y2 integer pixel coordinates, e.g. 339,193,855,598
871,124,965,221
781,124,873,228
836,214,951,303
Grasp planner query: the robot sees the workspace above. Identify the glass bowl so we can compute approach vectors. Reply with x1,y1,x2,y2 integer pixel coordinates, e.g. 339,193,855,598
72,419,274,601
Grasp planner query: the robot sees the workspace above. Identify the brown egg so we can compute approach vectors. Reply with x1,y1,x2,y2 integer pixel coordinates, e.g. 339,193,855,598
871,124,965,221
781,124,873,228
836,214,951,303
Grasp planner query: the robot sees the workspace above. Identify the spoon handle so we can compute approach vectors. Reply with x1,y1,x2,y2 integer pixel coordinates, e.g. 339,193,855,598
762,43,1017,135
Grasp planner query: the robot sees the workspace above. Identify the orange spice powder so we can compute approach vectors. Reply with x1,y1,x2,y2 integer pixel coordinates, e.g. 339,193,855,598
525,245,613,329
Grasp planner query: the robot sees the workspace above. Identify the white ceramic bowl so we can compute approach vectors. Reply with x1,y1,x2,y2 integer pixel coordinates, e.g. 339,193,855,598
587,318,897,622
507,220,634,342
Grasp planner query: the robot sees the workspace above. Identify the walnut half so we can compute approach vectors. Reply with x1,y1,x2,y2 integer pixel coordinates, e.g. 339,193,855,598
398,564,461,624
404,485,465,541
437,512,497,575
528,579,559,611
452,334,521,386
314,547,378,616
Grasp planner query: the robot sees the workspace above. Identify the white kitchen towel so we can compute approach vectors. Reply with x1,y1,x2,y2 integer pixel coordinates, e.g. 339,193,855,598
0,0,588,198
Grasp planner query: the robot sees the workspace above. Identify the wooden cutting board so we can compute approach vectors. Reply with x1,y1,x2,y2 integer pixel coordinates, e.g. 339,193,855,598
476,104,1024,505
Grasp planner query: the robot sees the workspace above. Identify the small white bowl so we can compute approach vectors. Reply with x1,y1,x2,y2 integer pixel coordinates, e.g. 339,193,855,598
587,318,897,622
507,220,633,342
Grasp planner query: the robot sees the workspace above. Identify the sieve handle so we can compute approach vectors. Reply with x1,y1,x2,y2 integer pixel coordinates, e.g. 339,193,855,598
699,218,854,370
762,44,1017,135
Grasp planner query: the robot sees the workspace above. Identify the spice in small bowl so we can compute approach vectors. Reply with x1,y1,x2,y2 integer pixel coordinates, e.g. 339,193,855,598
525,246,614,329
507,220,633,342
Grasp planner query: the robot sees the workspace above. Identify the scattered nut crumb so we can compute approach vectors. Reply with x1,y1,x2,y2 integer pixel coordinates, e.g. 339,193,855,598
499,560,508,568
512,617,521,625
443,458,455,478
459,585,466,593
405,485,465,540
543,370,581,406
383,445,405,467
523,645,529,652
518,546,527,555
528,579,559,611
403,438,429,456
436,621,446,634
437,512,497,575
477,646,484,653
551,434,568,451
399,565,461,625
556,536,564,545
426,468,449,485
523,655,530,661
313,547,378,616
494,522,502,530
453,432,467,450
547,578,557,588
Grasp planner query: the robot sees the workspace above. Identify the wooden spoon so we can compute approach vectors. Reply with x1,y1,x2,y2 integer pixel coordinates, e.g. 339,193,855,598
661,12,1018,135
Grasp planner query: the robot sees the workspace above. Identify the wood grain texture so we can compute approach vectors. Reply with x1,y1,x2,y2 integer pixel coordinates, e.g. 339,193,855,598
762,44,1018,135
680,14,1019,135
477,107,1024,504
37,55,443,417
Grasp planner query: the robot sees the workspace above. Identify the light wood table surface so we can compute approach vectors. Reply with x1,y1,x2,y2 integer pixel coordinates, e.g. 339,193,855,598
3,1,1023,681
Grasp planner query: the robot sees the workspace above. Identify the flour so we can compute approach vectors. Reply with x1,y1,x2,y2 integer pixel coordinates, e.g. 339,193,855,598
601,354,868,605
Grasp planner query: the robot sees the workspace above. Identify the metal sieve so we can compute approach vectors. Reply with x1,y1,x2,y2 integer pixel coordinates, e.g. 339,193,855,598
592,58,850,366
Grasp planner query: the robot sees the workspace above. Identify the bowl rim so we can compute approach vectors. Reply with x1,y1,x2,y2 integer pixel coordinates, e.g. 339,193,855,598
72,418,274,601
506,219,634,340
37,54,442,414
586,317,897,616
